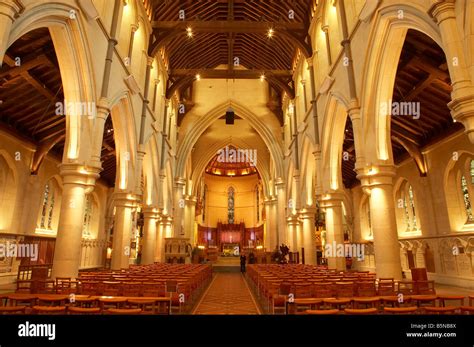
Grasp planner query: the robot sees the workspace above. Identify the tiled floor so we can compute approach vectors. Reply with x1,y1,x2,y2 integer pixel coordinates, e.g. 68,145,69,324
192,273,261,315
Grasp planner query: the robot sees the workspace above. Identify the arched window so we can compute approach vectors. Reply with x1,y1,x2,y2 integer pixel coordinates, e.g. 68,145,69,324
255,185,260,223
408,185,417,230
38,183,56,230
397,182,420,233
461,175,474,223
470,160,474,183
82,195,93,238
367,202,372,237
228,187,235,224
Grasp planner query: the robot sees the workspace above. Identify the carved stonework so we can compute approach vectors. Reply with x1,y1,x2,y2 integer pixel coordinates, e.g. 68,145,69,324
164,237,190,264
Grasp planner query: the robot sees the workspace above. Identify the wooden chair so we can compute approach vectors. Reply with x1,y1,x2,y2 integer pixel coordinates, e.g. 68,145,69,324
0,306,27,314
102,281,121,296
437,295,465,307
98,297,127,310
7,294,37,307
353,297,380,309
107,308,142,315
335,282,354,298
71,296,97,308
411,295,437,308
142,282,165,297
323,298,352,310
37,295,69,306
423,306,459,314
313,283,333,299
469,295,474,306
398,281,416,295
344,308,378,315
460,306,474,315
305,309,339,315
127,299,157,314
121,282,141,297
79,281,99,295
55,277,71,293
415,280,436,295
378,279,396,296
356,281,377,297
35,280,56,294
384,306,418,314
16,280,33,293
67,307,101,315
33,305,66,314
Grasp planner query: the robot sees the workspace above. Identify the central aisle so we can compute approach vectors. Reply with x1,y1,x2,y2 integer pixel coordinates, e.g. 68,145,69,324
192,273,261,315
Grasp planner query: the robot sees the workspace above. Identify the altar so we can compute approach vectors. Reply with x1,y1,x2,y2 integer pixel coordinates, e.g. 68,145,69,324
196,222,264,254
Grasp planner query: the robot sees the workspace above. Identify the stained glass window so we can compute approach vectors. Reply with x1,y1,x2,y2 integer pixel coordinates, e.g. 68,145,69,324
228,186,235,224
40,184,50,228
470,160,474,184
403,195,410,232
461,175,474,222
47,193,55,229
82,195,93,237
408,185,417,230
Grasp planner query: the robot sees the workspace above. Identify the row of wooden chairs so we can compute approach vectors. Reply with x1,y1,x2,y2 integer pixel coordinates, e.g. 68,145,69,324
0,294,172,314
302,306,474,315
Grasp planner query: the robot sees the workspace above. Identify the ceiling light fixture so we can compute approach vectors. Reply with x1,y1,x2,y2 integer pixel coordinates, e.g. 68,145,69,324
186,27,193,37
195,74,201,81
267,28,274,38
260,74,265,82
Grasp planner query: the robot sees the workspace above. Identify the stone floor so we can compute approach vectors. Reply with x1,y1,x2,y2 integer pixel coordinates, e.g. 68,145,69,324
192,273,261,315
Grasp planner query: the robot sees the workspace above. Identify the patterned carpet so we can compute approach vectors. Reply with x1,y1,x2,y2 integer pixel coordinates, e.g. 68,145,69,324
192,273,261,315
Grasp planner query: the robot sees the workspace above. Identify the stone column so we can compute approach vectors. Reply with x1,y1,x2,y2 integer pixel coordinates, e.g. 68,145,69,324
155,214,164,263
358,165,403,280
141,206,159,264
111,192,138,270
184,196,197,245
429,2,474,142
275,179,287,246
173,177,186,237
321,193,346,271
0,0,22,66
51,164,100,279
263,198,272,251
269,198,278,251
299,208,316,265
286,214,299,252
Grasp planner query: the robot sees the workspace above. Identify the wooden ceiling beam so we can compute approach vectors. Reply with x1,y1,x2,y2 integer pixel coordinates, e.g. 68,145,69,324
170,68,292,79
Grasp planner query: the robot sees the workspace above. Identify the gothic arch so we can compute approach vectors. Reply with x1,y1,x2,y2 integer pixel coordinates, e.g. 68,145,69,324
176,101,285,181
8,2,97,162
190,137,271,198
359,4,442,164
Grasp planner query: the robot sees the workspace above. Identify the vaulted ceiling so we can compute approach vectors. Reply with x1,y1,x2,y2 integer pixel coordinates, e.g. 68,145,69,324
147,0,315,121
342,29,461,188
0,28,116,186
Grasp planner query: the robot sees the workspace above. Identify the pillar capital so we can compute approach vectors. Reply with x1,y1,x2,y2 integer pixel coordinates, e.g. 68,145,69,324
298,207,317,219
319,191,345,208
356,164,396,191
174,177,186,187
113,191,140,208
146,56,154,66
96,97,111,119
274,177,285,187
429,1,456,24
142,206,159,219
59,163,101,191
448,95,474,143
0,0,24,20
287,214,300,225
130,23,139,33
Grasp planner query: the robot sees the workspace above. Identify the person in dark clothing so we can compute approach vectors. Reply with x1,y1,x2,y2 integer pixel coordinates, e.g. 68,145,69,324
240,254,247,272
248,252,255,264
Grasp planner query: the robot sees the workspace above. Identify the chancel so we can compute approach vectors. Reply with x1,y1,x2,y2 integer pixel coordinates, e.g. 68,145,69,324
0,0,473,318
